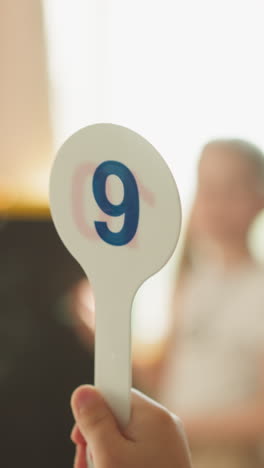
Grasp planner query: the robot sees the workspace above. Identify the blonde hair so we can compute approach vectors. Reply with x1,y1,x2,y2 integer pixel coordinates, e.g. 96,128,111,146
176,138,264,283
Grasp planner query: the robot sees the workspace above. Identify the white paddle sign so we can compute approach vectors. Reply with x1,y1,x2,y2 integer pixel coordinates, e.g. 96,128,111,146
49,123,181,465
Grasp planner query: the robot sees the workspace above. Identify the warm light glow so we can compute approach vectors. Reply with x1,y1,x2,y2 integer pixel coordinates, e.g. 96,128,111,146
0,165,50,216
24,166,50,205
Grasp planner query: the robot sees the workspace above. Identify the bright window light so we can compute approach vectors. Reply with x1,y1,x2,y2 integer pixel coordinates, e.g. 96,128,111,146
44,0,264,342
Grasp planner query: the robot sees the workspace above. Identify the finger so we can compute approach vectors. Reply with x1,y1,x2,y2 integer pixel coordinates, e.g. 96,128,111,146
124,389,166,438
130,390,192,467
125,389,185,442
74,444,87,468
71,385,124,454
71,424,87,445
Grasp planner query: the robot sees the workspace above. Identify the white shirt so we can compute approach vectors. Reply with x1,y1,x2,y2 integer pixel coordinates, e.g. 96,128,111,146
159,262,264,416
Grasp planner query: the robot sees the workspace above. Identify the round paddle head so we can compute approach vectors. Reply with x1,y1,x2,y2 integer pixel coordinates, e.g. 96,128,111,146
49,123,181,297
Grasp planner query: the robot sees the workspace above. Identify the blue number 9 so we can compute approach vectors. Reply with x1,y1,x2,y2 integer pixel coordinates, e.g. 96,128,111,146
92,160,139,246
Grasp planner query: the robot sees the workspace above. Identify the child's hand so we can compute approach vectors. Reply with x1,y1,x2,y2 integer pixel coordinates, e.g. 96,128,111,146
71,385,192,468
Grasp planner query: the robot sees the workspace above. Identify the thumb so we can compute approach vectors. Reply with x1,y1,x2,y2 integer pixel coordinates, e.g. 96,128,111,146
71,385,123,454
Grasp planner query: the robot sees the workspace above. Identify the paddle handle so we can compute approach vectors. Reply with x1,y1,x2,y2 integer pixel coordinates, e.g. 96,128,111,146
87,284,133,467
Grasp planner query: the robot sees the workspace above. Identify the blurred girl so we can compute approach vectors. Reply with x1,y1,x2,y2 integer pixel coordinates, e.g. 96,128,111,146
157,139,264,468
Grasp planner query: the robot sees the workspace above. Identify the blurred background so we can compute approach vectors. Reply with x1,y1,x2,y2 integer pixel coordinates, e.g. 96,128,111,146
1,1,264,467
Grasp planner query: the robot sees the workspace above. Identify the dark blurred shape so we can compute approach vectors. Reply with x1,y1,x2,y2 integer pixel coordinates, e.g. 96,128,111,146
0,218,94,468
